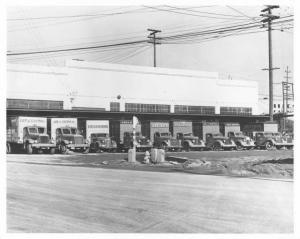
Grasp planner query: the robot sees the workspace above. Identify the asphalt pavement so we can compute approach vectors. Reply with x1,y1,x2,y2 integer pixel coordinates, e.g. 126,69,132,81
7,151,293,233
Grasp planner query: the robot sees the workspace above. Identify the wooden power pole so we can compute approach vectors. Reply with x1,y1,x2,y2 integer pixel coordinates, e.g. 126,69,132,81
147,29,161,67
261,5,280,121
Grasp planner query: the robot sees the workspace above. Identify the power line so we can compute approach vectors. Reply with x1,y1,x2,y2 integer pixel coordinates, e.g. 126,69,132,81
7,40,147,56
226,6,257,20
143,5,252,20
164,5,252,18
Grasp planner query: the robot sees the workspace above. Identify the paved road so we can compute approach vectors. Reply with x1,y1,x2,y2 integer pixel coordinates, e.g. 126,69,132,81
7,155,293,233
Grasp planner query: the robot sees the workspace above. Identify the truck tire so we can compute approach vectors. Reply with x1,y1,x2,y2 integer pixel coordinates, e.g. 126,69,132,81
183,142,190,152
161,143,168,152
236,142,243,150
6,143,11,154
265,141,273,150
26,143,33,154
95,143,100,153
59,144,67,154
212,142,222,151
37,149,44,154
50,148,56,154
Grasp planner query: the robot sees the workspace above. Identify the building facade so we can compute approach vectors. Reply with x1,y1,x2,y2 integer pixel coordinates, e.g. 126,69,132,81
7,60,259,116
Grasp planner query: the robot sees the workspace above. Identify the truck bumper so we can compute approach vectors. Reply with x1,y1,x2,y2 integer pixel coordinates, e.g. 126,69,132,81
240,142,255,148
99,146,117,151
66,144,89,150
31,143,56,149
221,144,236,149
189,144,206,150
166,146,182,151
274,142,294,147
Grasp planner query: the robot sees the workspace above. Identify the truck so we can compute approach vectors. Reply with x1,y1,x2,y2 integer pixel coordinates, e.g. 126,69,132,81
110,120,152,152
6,116,56,154
227,131,255,150
142,121,182,151
205,133,237,151
86,120,117,152
246,131,293,150
50,118,89,153
170,121,205,151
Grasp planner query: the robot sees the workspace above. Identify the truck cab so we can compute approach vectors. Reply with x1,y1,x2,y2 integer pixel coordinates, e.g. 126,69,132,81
176,132,206,151
89,133,117,152
23,126,56,154
227,131,255,150
248,131,293,150
153,132,182,151
56,127,89,153
205,133,236,151
123,132,152,152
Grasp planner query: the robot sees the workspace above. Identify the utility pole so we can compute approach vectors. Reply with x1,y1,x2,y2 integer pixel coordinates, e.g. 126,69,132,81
282,66,294,131
147,29,161,67
261,5,280,122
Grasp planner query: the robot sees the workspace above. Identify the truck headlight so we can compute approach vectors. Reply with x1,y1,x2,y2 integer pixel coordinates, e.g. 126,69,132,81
34,140,38,143
64,140,70,144
50,139,55,144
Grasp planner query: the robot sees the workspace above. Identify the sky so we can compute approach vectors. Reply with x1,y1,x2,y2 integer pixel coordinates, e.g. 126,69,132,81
6,5,294,103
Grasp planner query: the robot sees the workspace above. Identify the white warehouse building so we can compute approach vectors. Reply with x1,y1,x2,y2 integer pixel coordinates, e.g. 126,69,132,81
7,60,259,116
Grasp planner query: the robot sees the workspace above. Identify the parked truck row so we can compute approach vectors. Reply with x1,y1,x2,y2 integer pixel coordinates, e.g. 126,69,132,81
6,117,293,154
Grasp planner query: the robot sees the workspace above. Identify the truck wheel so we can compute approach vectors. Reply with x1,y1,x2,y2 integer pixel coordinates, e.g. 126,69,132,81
183,142,190,152
6,143,11,154
60,144,67,154
26,143,33,154
50,148,56,154
37,149,43,154
236,142,243,151
161,143,168,152
213,143,221,151
95,143,100,153
276,145,282,150
265,141,273,150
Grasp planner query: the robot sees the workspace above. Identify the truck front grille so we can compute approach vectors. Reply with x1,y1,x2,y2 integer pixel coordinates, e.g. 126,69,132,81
74,136,84,144
39,136,49,143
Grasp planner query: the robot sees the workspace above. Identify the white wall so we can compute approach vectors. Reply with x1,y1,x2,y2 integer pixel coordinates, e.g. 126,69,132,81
66,60,259,114
7,61,259,114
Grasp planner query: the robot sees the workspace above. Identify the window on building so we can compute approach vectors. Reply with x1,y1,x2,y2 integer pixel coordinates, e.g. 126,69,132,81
174,105,215,115
274,104,276,108
125,103,170,113
220,107,252,116
110,102,120,112
278,104,280,108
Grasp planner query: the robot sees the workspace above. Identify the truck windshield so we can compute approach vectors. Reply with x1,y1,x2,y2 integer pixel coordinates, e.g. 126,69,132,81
264,133,274,137
70,128,77,135
38,127,45,134
62,128,71,134
213,133,223,137
28,128,38,134
161,133,170,137
234,132,244,137
183,133,193,137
